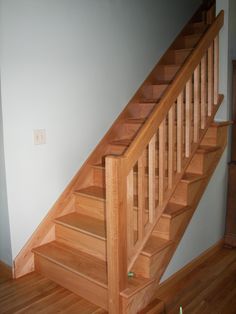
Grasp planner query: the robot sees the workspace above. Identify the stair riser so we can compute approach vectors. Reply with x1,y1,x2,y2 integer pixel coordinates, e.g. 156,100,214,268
121,123,142,139
162,49,192,65
103,148,177,170
132,245,172,279
93,167,168,196
35,254,108,310
129,103,156,119
75,194,105,221
93,168,105,187
156,66,180,81
174,35,201,49
192,11,205,23
121,281,156,314
142,85,167,100
106,144,127,155
153,209,190,241
55,224,106,261
187,150,218,174
170,179,203,205
184,23,207,35
201,125,228,147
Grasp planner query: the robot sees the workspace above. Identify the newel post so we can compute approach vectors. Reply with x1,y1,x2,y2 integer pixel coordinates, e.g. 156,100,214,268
105,155,128,313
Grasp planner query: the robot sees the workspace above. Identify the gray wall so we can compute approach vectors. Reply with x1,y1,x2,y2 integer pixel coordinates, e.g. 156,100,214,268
229,0,236,60
0,0,201,260
0,84,12,265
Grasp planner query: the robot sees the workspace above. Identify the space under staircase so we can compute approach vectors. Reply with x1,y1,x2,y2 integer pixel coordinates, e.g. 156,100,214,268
14,2,229,313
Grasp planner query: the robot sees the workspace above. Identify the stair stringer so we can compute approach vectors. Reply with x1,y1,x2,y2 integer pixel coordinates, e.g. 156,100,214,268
125,122,230,314
13,4,209,279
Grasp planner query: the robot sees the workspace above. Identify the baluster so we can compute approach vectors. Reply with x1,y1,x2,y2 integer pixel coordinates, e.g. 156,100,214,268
127,169,134,253
201,54,207,129
138,152,145,240
185,78,192,158
208,43,214,116
194,65,200,142
214,35,219,105
148,134,156,223
159,120,165,205
168,106,174,188
177,91,184,172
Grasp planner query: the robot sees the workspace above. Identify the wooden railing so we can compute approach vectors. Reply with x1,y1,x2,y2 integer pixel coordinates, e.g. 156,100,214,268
105,10,224,313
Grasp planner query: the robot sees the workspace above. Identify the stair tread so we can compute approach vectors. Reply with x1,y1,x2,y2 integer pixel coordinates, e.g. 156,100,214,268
159,64,180,68
140,98,160,104
155,79,172,85
76,185,159,208
126,118,146,124
55,212,106,240
110,138,132,147
121,277,155,298
211,120,233,128
190,21,205,27
182,172,205,183
182,33,202,38
197,145,221,154
33,241,108,288
75,186,105,200
141,236,172,257
172,47,193,53
163,202,191,218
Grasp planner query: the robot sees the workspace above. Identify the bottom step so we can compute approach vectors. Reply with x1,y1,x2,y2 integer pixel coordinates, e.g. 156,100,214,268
33,241,153,312
33,241,108,309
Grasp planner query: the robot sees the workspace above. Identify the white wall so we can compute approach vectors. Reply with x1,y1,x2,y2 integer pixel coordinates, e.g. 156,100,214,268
0,0,201,260
0,84,12,265
162,0,231,281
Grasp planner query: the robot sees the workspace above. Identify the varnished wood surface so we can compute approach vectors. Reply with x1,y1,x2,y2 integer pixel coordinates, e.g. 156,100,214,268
156,248,236,314
0,261,12,284
0,272,107,314
2,248,236,313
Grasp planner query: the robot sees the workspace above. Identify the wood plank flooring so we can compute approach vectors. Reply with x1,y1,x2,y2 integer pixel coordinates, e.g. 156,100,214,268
1,248,236,313
0,272,107,313
156,248,236,313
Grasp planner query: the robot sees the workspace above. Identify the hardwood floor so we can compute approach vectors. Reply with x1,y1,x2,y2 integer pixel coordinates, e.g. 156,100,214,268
156,248,236,313
0,272,107,314
1,247,236,313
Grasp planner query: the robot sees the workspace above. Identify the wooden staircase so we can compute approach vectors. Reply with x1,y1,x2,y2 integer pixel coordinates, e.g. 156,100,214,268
14,2,229,313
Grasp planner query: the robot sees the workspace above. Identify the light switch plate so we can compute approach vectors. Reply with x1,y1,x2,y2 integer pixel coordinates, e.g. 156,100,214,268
34,129,46,145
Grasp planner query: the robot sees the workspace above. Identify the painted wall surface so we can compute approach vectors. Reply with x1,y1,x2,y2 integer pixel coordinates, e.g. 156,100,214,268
162,0,231,281
229,0,236,60
0,87,12,265
0,0,201,260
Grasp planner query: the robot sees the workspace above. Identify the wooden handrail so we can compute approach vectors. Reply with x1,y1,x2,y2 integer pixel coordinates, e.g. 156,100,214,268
123,10,224,173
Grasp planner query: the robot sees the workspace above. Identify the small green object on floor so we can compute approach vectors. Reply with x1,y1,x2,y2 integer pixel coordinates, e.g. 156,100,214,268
180,306,183,314
128,271,134,277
